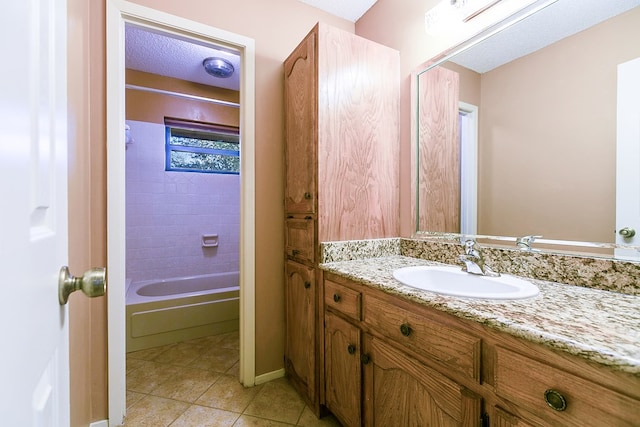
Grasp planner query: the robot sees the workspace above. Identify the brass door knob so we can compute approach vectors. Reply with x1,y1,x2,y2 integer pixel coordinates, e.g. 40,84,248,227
58,266,106,305
619,227,636,238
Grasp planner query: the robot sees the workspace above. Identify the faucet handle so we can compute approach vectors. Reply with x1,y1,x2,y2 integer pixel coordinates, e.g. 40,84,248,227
516,235,542,250
463,239,481,256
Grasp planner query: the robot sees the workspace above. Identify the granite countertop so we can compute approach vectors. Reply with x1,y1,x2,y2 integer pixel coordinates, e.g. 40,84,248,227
320,255,640,376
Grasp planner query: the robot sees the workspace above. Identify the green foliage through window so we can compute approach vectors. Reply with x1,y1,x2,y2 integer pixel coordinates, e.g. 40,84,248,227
165,123,240,174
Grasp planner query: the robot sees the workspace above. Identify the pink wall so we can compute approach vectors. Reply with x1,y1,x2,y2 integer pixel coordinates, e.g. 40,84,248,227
125,120,240,282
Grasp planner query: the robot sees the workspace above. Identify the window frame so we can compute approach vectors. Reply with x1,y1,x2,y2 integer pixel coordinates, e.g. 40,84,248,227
164,118,240,175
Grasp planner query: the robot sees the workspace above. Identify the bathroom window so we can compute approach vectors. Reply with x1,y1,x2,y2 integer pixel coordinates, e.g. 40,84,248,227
165,119,240,174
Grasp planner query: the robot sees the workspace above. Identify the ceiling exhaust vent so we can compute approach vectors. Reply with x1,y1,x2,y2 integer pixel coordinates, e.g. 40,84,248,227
203,57,235,78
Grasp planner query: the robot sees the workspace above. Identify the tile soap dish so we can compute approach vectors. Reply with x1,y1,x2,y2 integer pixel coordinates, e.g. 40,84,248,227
202,233,219,248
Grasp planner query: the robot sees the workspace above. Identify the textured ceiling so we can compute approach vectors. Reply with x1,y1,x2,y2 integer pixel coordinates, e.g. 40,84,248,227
125,0,637,90
125,25,241,91
124,1,378,91
451,0,640,73
297,0,378,21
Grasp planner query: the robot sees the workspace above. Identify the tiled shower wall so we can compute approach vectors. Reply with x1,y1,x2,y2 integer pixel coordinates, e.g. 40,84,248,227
125,120,240,283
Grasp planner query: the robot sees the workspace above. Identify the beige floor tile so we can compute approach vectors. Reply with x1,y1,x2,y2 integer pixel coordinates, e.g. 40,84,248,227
124,395,189,427
296,407,342,427
153,342,203,366
127,343,175,361
126,390,146,409
233,415,296,427
225,361,239,377
196,374,263,413
216,331,239,349
170,405,240,427
127,361,182,394
243,378,305,425
126,358,152,374
191,347,239,373
150,366,221,403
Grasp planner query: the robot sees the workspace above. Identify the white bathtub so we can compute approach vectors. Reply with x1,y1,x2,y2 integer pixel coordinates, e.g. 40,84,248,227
126,272,239,352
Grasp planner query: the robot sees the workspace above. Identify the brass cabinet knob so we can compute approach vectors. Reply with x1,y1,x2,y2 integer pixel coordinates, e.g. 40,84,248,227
360,354,371,365
304,281,311,289
58,266,106,305
333,293,341,303
544,389,567,411
347,344,356,355
400,323,412,337
304,192,312,200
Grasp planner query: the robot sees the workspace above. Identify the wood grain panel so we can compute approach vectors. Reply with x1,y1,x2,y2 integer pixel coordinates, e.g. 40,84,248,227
363,336,481,427
284,216,315,264
325,312,361,427
363,294,481,382
324,279,361,321
284,32,317,214
495,346,640,426
418,66,460,232
284,260,316,403
316,23,400,241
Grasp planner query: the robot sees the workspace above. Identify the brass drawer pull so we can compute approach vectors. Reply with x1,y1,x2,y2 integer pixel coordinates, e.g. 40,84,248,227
544,389,567,411
305,215,312,220
347,344,356,355
304,192,312,199
400,323,412,337
333,293,341,303
304,281,311,289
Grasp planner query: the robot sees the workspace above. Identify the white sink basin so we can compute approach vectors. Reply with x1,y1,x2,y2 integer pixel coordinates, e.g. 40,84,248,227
392,265,539,300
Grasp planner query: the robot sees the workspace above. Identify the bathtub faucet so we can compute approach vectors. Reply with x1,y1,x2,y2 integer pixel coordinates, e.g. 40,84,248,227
458,239,500,277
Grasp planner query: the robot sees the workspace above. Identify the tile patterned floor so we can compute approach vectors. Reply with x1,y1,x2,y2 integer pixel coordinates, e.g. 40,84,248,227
125,331,342,427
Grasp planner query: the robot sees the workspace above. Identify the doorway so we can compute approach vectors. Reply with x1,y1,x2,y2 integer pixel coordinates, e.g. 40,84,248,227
106,1,256,424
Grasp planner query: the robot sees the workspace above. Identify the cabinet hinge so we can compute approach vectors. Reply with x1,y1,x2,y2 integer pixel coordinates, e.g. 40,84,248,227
480,413,489,427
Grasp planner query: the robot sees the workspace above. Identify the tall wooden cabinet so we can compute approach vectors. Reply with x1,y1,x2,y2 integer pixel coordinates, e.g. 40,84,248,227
283,23,399,413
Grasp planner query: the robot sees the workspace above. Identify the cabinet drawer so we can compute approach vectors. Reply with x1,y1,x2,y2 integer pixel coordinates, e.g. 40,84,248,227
324,280,361,321
363,295,481,382
285,216,315,263
495,346,640,426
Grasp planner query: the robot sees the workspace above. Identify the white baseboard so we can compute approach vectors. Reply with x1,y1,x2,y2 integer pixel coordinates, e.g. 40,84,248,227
254,368,285,385
89,420,109,427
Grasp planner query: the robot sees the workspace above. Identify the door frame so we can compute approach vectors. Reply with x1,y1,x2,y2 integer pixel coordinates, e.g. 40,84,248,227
106,1,256,423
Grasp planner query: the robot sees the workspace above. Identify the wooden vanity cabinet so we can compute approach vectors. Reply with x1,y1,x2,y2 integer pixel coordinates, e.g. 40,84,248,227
283,22,399,413
323,275,482,427
362,335,481,427
322,272,640,427
493,346,640,426
325,311,362,427
284,260,317,404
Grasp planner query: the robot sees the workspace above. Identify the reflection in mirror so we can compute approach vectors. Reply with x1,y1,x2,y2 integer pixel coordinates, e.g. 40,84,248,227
413,0,640,258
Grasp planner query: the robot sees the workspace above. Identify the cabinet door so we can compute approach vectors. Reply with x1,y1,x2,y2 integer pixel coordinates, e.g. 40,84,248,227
325,312,361,427
284,29,316,214
363,335,481,427
493,407,536,427
285,215,315,264
285,260,316,402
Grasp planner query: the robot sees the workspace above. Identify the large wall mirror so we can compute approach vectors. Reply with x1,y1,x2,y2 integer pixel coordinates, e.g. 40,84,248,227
412,0,640,258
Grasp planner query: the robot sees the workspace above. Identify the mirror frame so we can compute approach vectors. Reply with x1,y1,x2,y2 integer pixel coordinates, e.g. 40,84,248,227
410,0,640,259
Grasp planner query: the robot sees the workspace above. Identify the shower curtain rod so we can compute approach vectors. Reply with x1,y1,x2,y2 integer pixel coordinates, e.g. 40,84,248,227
125,84,240,108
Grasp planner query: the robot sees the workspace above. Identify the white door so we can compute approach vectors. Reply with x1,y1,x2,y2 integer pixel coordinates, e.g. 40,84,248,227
0,1,70,425
616,57,640,259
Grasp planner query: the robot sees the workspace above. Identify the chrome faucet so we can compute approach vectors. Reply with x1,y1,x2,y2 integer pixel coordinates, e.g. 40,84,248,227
516,235,542,251
459,239,500,277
